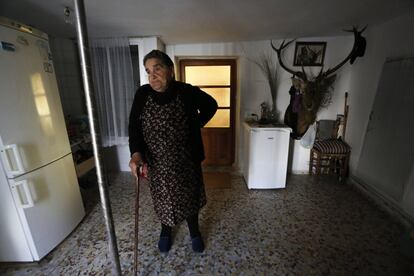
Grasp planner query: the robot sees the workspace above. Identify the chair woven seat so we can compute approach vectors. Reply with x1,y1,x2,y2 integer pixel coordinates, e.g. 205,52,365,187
313,138,350,154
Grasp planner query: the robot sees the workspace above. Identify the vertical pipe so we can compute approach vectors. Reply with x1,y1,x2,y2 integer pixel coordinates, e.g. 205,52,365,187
72,0,121,274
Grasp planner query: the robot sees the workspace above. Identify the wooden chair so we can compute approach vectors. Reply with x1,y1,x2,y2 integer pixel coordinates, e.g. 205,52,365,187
309,93,351,179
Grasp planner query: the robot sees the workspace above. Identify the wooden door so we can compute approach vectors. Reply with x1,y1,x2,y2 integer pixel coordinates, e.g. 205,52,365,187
179,59,236,166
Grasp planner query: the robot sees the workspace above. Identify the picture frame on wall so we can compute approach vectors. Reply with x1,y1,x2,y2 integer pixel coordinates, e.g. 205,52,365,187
293,42,326,66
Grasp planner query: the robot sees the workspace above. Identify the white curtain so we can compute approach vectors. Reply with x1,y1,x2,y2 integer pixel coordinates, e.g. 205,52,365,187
90,37,135,147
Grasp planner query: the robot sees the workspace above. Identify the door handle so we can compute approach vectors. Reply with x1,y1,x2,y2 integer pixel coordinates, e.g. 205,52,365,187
0,143,25,177
11,180,34,209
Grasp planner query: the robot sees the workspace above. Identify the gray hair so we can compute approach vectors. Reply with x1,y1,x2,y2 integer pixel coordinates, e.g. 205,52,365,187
143,50,174,68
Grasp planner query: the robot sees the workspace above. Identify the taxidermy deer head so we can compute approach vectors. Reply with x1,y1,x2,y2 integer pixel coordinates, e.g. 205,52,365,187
271,26,366,138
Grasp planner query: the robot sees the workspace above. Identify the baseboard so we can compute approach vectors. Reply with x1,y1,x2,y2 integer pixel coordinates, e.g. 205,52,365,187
349,175,414,229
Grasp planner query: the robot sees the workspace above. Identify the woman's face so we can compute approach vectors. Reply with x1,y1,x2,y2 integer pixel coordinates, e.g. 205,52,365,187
144,58,174,92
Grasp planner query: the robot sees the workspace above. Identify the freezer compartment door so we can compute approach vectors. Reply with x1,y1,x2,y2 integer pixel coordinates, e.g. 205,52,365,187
10,154,85,261
0,26,71,176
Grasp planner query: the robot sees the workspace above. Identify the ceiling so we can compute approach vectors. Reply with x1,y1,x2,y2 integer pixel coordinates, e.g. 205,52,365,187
1,0,414,44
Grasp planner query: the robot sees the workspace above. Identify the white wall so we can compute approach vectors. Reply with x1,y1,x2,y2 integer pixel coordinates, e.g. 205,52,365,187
347,10,414,173
345,11,414,222
167,35,354,173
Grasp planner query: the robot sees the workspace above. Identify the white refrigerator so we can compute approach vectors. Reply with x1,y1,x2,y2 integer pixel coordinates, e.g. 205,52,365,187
243,122,291,189
0,17,85,262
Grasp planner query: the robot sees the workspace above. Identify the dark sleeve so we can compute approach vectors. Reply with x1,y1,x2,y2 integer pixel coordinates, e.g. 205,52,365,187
128,88,146,157
193,86,218,127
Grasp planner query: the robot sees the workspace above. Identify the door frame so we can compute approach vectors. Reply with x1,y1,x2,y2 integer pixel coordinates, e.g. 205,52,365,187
179,58,237,165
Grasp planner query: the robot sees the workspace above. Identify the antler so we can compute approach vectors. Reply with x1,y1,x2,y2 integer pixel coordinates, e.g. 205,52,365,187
271,39,306,80
323,26,367,77
272,26,367,80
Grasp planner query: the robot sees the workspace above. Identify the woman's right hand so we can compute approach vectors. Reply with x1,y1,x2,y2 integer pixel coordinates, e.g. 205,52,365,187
129,152,148,179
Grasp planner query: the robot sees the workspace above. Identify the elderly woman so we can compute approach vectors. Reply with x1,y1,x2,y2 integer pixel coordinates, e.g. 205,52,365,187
128,50,217,253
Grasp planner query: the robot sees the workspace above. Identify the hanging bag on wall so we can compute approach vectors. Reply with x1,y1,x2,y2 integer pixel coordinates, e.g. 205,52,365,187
300,121,316,149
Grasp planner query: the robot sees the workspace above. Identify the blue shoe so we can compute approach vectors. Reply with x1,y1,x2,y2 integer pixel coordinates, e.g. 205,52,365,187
191,236,205,252
158,236,172,253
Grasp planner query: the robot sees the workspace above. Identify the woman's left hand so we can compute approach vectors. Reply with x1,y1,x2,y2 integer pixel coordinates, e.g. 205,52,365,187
129,152,148,179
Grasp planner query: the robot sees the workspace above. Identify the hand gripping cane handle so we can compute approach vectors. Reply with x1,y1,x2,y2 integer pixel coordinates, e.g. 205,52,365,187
134,165,141,275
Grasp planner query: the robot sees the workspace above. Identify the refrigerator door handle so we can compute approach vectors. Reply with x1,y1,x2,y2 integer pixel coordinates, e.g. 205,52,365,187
0,143,25,177
11,180,35,209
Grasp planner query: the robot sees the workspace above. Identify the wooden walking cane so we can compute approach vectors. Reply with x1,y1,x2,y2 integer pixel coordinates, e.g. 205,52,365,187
134,165,141,276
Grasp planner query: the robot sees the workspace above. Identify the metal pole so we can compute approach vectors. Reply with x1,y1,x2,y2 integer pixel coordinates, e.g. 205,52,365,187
72,0,121,274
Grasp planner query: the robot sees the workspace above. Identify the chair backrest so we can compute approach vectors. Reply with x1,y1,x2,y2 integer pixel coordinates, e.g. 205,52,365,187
315,92,349,141
315,119,338,140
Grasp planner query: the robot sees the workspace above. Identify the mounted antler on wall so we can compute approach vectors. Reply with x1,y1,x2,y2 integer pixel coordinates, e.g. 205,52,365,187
271,26,367,138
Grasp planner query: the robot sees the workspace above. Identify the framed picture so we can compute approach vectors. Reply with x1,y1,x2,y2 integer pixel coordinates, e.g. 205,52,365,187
293,42,326,66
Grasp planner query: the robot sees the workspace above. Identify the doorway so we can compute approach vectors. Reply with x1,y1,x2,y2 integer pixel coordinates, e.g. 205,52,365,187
179,59,236,166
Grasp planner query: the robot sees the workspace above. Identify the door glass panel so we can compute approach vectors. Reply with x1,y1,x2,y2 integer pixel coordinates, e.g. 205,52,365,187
205,109,230,128
203,88,230,107
185,66,230,85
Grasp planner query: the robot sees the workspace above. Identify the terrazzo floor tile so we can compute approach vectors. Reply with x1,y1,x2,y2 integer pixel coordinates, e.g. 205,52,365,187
1,172,413,275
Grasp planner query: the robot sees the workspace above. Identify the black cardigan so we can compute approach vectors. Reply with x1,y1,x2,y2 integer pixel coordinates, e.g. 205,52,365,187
128,81,218,162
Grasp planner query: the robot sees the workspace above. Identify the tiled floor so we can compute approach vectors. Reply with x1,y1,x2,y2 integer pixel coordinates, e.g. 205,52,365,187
1,171,413,275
